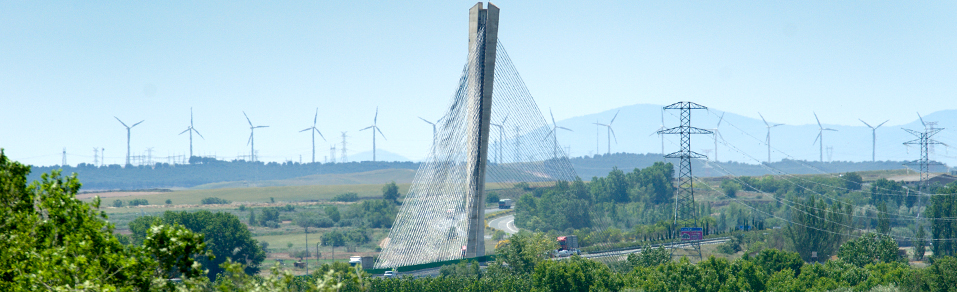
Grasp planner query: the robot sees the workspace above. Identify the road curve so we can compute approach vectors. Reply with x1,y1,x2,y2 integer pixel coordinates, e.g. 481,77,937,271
488,214,519,234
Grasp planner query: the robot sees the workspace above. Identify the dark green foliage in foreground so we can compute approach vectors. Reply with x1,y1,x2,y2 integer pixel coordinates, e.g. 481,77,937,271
0,150,210,291
333,192,359,202
129,210,266,280
928,183,957,257
838,232,905,268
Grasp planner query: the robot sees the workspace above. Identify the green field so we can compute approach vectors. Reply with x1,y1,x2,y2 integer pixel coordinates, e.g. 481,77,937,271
92,183,412,207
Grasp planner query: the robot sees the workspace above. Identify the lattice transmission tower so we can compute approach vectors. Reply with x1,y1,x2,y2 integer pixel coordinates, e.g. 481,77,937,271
903,115,944,195
657,102,712,258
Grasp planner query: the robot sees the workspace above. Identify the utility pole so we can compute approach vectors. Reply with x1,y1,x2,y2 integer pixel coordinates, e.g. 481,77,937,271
657,101,711,259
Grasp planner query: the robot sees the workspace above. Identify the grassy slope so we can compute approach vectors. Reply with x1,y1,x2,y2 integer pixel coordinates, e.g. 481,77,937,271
191,168,416,189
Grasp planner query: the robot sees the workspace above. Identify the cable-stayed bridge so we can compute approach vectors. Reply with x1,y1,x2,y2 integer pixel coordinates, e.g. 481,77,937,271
375,3,577,268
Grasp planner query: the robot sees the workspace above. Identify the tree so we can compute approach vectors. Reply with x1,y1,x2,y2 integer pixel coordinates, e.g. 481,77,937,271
129,210,267,280
382,181,400,203
837,232,903,267
786,195,851,262
914,224,926,261
495,231,557,274
843,172,863,191
486,191,500,204
877,202,890,234
0,150,208,290
928,184,957,257
325,205,341,223
627,244,671,268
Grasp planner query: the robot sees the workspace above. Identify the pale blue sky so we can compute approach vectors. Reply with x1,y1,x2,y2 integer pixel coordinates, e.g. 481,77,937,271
2,1,956,166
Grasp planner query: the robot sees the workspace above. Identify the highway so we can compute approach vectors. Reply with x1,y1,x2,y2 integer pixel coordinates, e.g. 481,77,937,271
487,214,518,234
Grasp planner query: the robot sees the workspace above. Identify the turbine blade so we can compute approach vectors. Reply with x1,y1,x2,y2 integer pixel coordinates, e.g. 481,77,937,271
193,129,204,139
859,119,873,129
918,112,926,127
814,112,822,128
243,111,253,127
376,127,386,140
876,120,889,128
131,120,144,128
717,112,725,127
610,110,620,125
114,116,129,128
359,126,374,131
543,129,555,141
190,107,194,126
609,128,617,143
550,108,557,126
813,133,821,145
558,126,573,132
179,128,190,135
772,123,784,128
313,108,318,126
758,112,769,127
374,107,379,125
255,126,269,128
300,128,312,132
247,133,253,146
825,128,837,131
315,129,326,141
418,117,434,125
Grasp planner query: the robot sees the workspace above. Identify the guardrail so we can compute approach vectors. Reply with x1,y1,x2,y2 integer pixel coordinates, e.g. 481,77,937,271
364,255,497,275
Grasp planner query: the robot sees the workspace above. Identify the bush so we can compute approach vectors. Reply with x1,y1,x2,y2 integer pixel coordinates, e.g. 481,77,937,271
263,220,280,228
290,249,312,259
487,192,500,204
201,197,231,205
113,199,124,207
334,192,359,202
128,199,148,206
239,205,246,211
493,229,507,240
284,204,295,212
165,199,172,205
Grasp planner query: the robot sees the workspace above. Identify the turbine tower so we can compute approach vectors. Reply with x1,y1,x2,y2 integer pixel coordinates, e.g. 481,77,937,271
712,112,725,162
490,115,508,163
543,108,572,159
243,111,268,162
359,107,386,162
593,110,619,155
758,112,782,164
859,119,889,162
300,108,326,164
812,112,837,163
178,108,204,159
114,117,144,166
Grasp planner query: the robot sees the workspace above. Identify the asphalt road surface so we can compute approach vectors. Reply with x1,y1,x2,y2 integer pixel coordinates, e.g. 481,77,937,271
488,214,518,234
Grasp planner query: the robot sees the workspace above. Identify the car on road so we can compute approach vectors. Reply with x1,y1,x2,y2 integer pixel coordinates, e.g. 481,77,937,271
383,271,396,278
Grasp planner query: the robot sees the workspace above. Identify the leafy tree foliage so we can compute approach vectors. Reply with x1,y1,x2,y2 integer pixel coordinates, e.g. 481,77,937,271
838,232,904,267
333,192,359,202
343,200,398,228
325,205,341,223
494,231,557,274
626,244,671,268
201,197,231,205
927,183,957,258
129,210,266,280
0,150,208,291
786,195,852,262
382,181,400,203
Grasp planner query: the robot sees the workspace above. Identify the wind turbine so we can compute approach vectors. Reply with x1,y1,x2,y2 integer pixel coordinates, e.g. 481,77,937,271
300,108,326,164
812,112,837,162
758,112,783,164
490,115,508,163
543,108,572,159
593,110,619,155
114,117,144,166
712,112,725,162
859,119,889,162
419,116,439,159
178,108,204,159
243,111,268,162
359,107,386,162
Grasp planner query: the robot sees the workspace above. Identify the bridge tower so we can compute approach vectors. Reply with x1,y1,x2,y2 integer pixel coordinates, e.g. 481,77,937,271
464,2,499,258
